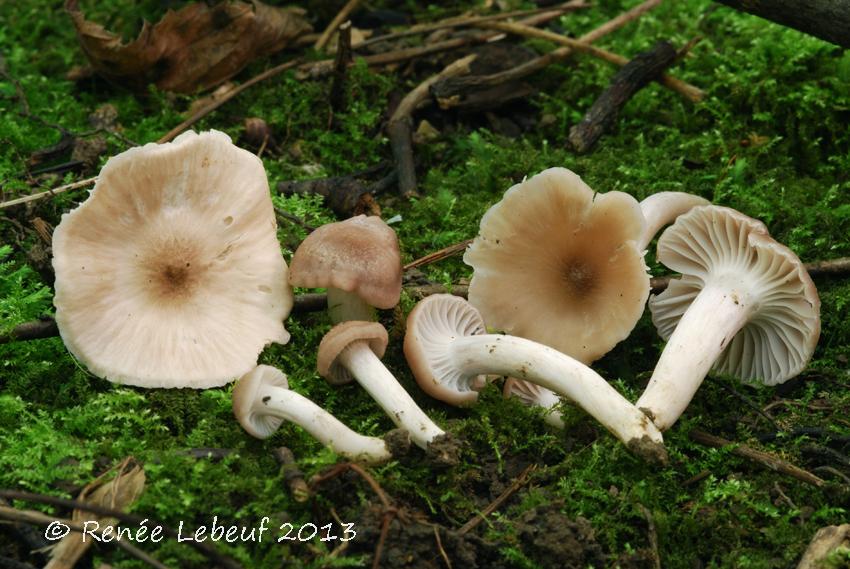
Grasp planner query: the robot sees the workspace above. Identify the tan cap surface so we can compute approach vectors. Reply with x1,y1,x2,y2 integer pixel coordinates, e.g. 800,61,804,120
650,205,821,385
52,130,293,388
317,321,389,385
464,167,649,364
289,215,402,309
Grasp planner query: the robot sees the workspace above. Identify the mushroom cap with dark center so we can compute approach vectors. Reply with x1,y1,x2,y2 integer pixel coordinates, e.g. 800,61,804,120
650,205,821,385
232,365,290,438
463,167,649,364
52,130,293,388
403,294,488,406
289,215,402,309
317,321,389,385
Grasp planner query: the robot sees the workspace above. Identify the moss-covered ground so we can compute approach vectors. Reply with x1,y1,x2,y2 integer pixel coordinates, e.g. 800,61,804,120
1,0,849,567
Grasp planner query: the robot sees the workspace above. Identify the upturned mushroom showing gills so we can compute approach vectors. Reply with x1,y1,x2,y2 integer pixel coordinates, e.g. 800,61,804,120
289,215,402,322
232,365,398,465
463,166,650,365
636,205,821,431
404,294,668,464
318,321,446,452
52,130,293,388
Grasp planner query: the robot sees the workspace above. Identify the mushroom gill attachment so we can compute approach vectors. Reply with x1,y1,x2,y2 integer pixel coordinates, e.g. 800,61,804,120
317,321,388,386
289,215,402,321
463,167,649,364
404,294,489,406
638,205,821,430
52,130,293,388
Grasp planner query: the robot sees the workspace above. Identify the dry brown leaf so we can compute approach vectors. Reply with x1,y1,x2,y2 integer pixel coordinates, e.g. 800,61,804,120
66,0,311,93
45,458,146,569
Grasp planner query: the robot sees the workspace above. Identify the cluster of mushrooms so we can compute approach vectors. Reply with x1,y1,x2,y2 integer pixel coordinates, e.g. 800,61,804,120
51,131,821,466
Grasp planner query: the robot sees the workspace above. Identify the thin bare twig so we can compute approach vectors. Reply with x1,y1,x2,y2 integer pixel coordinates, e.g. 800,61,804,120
474,20,704,102
434,0,664,106
433,525,453,569
309,463,398,569
688,429,828,489
457,464,537,535
353,1,589,50
314,0,364,51
404,239,473,271
635,503,661,569
388,54,477,198
329,21,353,120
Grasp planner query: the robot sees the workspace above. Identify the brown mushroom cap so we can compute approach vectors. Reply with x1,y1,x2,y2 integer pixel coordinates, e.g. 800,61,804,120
317,321,389,385
463,167,649,363
52,130,293,388
403,294,488,406
289,215,402,309
650,205,821,385
232,365,291,438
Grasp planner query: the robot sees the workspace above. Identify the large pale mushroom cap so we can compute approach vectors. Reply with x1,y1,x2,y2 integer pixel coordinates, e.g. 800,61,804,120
52,130,293,389
289,215,402,309
650,205,821,385
463,167,650,364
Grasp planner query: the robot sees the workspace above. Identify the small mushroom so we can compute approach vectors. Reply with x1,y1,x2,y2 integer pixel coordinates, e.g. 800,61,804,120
232,365,402,465
503,378,565,429
636,191,711,251
289,215,402,322
317,321,446,452
52,130,292,388
636,206,821,431
404,294,668,464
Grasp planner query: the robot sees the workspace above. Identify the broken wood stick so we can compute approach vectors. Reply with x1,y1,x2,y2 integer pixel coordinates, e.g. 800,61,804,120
388,54,477,199
433,0,663,108
568,41,679,153
474,20,705,103
715,0,850,49
314,0,363,51
329,21,353,119
689,428,827,488
277,168,396,217
273,447,310,503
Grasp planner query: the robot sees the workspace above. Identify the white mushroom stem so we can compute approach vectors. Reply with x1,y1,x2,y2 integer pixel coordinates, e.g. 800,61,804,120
252,381,392,464
638,192,710,251
449,334,666,459
327,287,375,322
637,280,754,431
338,343,445,450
